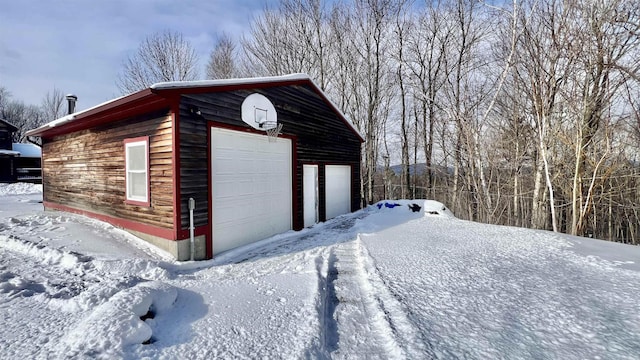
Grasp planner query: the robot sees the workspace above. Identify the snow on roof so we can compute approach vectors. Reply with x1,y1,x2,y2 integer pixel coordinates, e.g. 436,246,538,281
1,118,19,131
24,92,131,137
149,73,311,90
12,143,41,158
0,149,20,156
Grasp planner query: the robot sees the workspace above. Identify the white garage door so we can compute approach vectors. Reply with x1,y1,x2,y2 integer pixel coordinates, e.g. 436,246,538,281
325,165,351,220
211,128,292,255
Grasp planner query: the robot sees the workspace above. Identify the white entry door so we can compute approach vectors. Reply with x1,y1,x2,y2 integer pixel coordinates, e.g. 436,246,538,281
325,165,351,220
211,128,292,255
303,164,319,227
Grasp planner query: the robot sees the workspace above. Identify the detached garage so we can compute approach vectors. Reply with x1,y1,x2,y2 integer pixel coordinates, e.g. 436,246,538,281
26,74,363,260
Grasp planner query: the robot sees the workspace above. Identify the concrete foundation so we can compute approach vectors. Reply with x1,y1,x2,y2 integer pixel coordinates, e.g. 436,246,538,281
130,230,207,261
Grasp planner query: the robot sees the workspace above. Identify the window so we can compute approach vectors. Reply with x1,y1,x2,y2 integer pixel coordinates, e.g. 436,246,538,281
124,137,150,206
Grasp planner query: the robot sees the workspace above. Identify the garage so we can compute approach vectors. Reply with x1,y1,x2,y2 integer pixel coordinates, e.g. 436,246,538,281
27,74,363,260
325,165,352,220
211,127,292,254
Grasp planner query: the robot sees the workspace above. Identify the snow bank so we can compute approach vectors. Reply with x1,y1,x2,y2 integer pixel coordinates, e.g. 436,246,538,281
422,200,456,218
370,199,455,218
57,281,178,358
351,200,442,234
0,234,88,273
0,182,42,196
359,216,640,359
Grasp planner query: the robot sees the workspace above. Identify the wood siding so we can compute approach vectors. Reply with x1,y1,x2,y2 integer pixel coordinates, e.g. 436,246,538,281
42,110,174,229
178,105,209,229
179,84,362,230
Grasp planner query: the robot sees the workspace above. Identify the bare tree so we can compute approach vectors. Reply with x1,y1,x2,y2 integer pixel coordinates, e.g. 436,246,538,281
236,0,640,243
116,30,199,94
350,0,397,205
0,87,10,112
242,0,334,88
567,0,640,236
41,87,66,120
406,1,453,197
393,3,412,198
1,100,43,143
206,33,238,79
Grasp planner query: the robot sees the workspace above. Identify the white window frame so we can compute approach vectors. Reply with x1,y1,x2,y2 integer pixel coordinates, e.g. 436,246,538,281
124,137,150,206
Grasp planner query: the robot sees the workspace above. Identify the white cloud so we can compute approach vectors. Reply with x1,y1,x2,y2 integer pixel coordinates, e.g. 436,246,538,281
0,0,274,111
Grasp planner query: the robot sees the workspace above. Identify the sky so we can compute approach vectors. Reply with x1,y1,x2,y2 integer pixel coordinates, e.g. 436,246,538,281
0,0,274,112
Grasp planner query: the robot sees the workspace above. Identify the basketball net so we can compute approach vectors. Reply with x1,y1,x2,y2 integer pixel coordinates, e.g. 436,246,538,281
265,123,283,142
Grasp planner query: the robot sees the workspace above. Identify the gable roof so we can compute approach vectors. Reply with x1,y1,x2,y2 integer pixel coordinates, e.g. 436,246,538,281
0,118,19,132
25,74,364,142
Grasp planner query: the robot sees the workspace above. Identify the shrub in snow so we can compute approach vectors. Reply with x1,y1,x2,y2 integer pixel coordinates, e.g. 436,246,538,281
57,281,177,357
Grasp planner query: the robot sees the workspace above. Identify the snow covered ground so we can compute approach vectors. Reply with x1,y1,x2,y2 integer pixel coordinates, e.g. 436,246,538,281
1,183,639,359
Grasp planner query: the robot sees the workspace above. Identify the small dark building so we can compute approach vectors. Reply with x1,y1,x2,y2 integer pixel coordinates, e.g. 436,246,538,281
26,74,364,260
0,118,19,183
12,143,42,183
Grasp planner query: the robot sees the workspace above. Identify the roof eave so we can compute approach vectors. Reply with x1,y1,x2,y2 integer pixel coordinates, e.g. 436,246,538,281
25,89,160,138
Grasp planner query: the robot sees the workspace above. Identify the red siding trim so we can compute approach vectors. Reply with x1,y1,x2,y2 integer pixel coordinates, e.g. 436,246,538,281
43,201,177,240
123,136,151,207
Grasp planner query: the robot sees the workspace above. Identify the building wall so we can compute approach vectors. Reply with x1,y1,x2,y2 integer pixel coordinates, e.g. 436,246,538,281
0,129,13,150
0,157,16,183
178,84,362,231
42,110,175,230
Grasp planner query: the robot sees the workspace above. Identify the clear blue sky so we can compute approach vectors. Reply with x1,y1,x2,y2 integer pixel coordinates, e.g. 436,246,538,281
0,0,274,112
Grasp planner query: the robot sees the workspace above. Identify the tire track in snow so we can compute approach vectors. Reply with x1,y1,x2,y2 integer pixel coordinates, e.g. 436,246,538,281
308,250,340,358
356,237,436,359
0,215,169,311
1,219,176,358
329,237,419,359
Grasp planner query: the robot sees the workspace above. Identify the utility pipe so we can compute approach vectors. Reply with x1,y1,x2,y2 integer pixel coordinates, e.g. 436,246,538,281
189,197,195,261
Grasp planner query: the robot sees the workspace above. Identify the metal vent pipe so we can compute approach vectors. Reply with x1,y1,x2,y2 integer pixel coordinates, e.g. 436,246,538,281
66,94,77,114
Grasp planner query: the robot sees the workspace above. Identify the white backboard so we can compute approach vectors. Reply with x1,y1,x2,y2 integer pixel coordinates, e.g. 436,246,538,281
241,93,278,130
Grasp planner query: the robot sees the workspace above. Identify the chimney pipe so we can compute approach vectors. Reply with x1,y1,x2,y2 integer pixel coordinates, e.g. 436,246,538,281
66,94,77,114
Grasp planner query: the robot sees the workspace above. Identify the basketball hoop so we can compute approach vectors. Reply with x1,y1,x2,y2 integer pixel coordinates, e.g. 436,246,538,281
264,122,283,142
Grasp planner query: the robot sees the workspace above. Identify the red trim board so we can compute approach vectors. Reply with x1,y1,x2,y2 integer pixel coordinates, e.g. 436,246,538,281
43,201,177,241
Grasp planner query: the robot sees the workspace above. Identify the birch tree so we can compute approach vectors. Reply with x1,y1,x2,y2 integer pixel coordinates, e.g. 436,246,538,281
567,0,640,236
406,1,453,196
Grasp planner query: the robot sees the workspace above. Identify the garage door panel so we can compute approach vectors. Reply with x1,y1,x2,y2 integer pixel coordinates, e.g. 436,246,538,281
326,165,351,220
211,128,292,255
